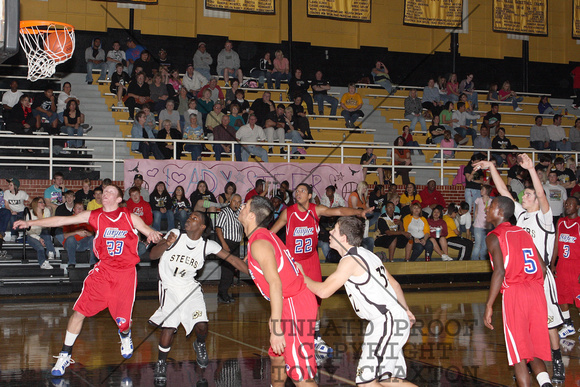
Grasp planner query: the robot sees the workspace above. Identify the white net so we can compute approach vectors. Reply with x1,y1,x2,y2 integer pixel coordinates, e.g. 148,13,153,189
19,22,75,82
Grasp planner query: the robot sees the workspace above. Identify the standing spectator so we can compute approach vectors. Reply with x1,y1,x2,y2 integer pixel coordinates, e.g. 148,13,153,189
32,87,58,131
404,89,427,133
452,101,479,144
25,197,56,269
403,203,433,261
459,73,478,110
375,201,410,261
271,50,291,89
125,72,151,119
474,126,492,156
61,201,95,269
250,52,273,89
110,63,131,108
393,136,412,186
126,186,153,225
2,80,22,119
197,77,225,103
419,179,446,216
498,81,523,111
464,154,486,212
105,41,126,80
570,118,580,151
156,119,183,160
183,114,204,161
215,194,243,303
572,63,580,110
544,170,567,226
124,174,149,202
482,103,501,135
446,73,460,102
340,83,364,129
538,96,563,116
428,115,446,144
131,111,164,160
491,127,512,166
311,70,338,117
428,205,452,261
548,114,572,152
75,179,94,209
216,41,243,87
85,38,106,84
150,181,174,231
371,61,394,93
236,115,268,162
213,114,237,161
61,100,85,149
171,185,191,230
86,186,103,210
4,178,29,241
471,185,492,260
288,68,314,115
422,78,442,118
249,91,276,128
125,37,144,76
44,172,65,214
182,64,208,99
193,42,212,81
530,116,550,151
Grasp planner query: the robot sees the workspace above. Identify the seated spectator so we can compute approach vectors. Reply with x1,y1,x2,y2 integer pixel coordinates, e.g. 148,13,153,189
75,178,94,209
32,87,58,131
288,68,314,115
131,111,164,159
422,78,443,118
159,99,182,132
319,185,346,208
197,88,215,125
189,180,218,212
123,174,149,202
436,76,449,103
2,80,22,120
446,73,460,102
471,185,492,260
25,197,57,269
428,205,452,261
4,178,28,241
140,103,157,135
459,73,478,110
473,126,492,156
311,70,339,118
491,127,512,166
368,184,387,226
124,37,144,76
176,87,190,129
547,114,572,152
482,103,501,135
182,64,208,99
554,157,577,195
185,98,203,126
393,136,412,185
105,41,126,80
530,115,550,150
217,40,243,87
538,95,563,116
236,114,268,162
54,190,75,217
439,129,456,159
61,201,96,268
498,80,523,111
167,68,182,98
283,107,308,157
150,181,174,231
404,89,427,133
371,61,394,94
157,119,183,159
570,118,580,151
205,101,226,143
193,42,212,81
225,79,241,109
85,38,106,84
487,82,499,101
289,96,314,141
264,104,286,154
44,172,64,214
126,186,153,226
452,101,479,144
110,63,131,108
419,179,446,217
340,83,364,129
6,94,34,135
444,203,473,260
508,165,526,196
271,50,291,89
428,115,445,144
183,114,204,161
150,73,170,113
400,182,421,218
61,100,86,149
249,91,276,128
87,186,103,210
172,185,191,230
375,201,410,262
458,93,477,128
457,201,472,239
360,148,381,181
439,101,457,130
277,180,294,206
125,72,151,119
402,124,422,155
348,182,369,217
213,114,237,161
250,52,273,89
197,77,225,102
403,202,433,261
132,50,157,79
233,89,250,120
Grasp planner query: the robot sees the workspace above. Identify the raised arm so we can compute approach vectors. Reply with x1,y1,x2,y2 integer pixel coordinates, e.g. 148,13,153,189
14,211,90,229
518,154,550,213
269,208,288,234
473,160,512,200
130,213,163,244
150,230,178,260
316,204,374,219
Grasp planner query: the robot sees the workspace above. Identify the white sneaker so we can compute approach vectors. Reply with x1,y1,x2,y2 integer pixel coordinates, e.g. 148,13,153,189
41,261,54,270
559,324,575,339
442,254,453,261
515,107,523,112
314,336,333,354
51,351,74,376
117,101,123,107
119,330,133,359
48,251,55,260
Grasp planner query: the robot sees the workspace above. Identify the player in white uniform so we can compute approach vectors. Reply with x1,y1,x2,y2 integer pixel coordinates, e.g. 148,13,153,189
475,154,565,384
149,211,248,385
300,216,416,386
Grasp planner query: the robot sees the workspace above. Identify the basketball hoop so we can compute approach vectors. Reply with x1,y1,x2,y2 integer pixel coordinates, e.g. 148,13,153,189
19,21,75,82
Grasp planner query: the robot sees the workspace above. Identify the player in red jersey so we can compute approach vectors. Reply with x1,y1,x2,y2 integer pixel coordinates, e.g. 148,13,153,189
14,185,162,377
484,196,553,387
270,182,373,352
553,197,580,327
239,195,318,387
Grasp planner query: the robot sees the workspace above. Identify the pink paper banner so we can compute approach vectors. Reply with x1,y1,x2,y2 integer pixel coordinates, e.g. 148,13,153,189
124,160,364,201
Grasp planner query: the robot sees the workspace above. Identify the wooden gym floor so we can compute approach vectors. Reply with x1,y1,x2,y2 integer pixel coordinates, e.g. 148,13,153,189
1,282,580,386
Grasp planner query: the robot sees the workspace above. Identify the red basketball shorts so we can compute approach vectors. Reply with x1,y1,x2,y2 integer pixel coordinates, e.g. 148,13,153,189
556,259,580,307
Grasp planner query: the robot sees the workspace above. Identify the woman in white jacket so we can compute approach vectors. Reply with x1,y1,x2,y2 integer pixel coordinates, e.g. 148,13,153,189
26,197,56,269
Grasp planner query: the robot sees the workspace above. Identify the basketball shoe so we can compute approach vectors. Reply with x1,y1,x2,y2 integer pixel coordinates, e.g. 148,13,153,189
552,357,565,383
51,351,74,376
154,359,167,385
315,336,333,355
558,324,575,339
119,330,133,359
194,341,209,368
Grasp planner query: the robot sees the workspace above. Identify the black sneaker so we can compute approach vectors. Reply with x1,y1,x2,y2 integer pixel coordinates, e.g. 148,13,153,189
154,359,167,384
217,294,231,304
552,357,565,383
196,379,208,387
228,294,235,302
193,341,209,368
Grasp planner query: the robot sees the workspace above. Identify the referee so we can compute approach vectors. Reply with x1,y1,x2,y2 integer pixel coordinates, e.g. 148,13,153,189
215,194,243,303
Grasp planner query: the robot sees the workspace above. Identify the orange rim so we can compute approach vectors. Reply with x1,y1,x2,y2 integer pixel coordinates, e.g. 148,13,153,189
20,20,75,34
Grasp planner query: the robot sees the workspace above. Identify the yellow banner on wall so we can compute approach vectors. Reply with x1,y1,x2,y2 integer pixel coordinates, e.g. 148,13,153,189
493,0,547,36
205,0,274,14
403,0,463,28
307,0,371,22
574,0,580,39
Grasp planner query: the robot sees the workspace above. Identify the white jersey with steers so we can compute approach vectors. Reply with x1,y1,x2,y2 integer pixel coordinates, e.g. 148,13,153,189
342,246,407,321
159,229,221,288
514,202,555,266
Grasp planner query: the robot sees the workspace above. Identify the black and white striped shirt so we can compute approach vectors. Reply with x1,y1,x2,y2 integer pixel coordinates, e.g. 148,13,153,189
216,206,243,242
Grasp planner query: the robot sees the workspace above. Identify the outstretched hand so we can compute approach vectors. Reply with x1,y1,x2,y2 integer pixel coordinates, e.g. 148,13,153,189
472,160,494,172
517,153,534,170
13,220,27,230
147,230,163,244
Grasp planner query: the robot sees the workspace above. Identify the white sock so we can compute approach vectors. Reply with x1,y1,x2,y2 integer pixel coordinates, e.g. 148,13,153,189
536,371,550,386
315,320,320,332
563,310,571,320
64,331,79,347
158,345,170,352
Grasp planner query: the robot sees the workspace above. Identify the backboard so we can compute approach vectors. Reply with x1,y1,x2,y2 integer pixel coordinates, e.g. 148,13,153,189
0,0,20,63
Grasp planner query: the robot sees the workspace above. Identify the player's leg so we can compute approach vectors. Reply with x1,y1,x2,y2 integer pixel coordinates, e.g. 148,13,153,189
193,321,209,368
155,328,176,383
270,355,288,387
52,311,86,376
513,360,533,387
528,357,553,387
110,269,138,359
549,327,565,383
